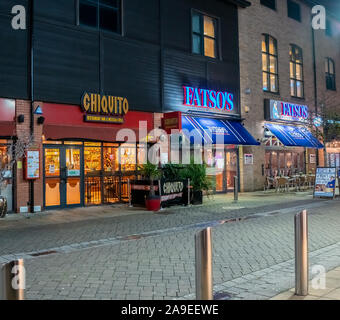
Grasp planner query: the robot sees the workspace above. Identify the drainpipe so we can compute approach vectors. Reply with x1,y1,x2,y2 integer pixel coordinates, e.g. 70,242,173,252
28,0,34,213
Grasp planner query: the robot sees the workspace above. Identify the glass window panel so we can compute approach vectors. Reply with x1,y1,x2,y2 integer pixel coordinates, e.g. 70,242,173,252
291,79,296,96
269,56,277,73
329,60,335,74
290,62,294,78
120,146,136,172
103,147,119,172
192,13,201,33
296,81,303,97
84,142,101,146
296,64,302,80
325,59,329,73
262,35,267,52
100,6,119,32
269,37,276,55
263,73,268,91
79,0,98,27
262,54,268,71
84,147,102,174
270,74,277,92
45,149,60,177
66,149,81,177
64,141,83,145
204,16,215,38
204,37,216,58
193,34,202,54
137,147,147,165
295,47,302,63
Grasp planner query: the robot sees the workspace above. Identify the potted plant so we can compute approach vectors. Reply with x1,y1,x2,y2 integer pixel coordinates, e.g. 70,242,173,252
138,161,162,211
180,161,213,205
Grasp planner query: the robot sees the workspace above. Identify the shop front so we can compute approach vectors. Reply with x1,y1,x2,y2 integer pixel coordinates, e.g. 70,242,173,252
163,87,260,193
42,95,154,210
326,140,340,168
263,99,324,178
0,98,16,212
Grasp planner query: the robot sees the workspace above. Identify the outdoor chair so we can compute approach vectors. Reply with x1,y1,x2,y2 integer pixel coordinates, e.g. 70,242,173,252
276,177,289,193
264,176,276,191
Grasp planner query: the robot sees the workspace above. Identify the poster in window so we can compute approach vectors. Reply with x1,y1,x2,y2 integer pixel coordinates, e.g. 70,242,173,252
25,150,40,180
309,154,316,164
244,154,254,165
314,167,336,198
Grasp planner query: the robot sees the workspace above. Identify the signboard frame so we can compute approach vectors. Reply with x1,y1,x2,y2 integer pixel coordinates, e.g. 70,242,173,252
25,149,40,180
313,167,337,199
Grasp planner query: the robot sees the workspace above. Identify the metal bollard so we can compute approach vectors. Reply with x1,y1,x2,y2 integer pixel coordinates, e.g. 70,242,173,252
295,210,309,296
195,228,213,300
234,176,238,201
188,178,191,206
0,260,25,300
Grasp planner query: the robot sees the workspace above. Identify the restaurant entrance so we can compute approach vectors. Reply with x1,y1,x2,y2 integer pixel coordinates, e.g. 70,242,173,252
44,145,83,209
43,141,146,209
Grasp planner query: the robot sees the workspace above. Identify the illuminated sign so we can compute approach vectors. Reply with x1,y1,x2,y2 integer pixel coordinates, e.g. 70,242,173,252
81,92,129,123
267,99,309,123
183,86,234,111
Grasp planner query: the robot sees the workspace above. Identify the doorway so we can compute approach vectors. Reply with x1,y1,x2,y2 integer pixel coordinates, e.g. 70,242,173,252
44,146,83,209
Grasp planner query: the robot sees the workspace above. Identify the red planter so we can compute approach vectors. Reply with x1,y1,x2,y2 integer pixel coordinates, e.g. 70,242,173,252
145,197,161,211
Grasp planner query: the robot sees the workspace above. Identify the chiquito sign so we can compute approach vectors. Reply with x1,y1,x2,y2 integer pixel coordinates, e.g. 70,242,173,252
81,92,129,124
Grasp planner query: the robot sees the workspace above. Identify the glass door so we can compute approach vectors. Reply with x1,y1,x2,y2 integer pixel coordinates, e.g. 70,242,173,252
44,146,83,209
226,150,238,191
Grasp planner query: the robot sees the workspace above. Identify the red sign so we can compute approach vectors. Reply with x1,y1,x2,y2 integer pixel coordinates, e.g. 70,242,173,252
162,111,182,134
0,98,15,121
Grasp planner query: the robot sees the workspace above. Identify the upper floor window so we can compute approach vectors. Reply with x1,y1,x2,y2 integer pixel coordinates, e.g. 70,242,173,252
262,34,278,93
192,11,218,59
260,0,276,11
325,58,336,91
287,0,301,22
290,45,304,98
79,0,121,34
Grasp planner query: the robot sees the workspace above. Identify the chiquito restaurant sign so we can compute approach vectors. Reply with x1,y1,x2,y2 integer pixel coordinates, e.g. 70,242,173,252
81,92,129,124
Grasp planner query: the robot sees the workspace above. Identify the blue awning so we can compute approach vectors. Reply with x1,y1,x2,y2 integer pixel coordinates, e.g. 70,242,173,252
265,123,324,149
181,116,260,146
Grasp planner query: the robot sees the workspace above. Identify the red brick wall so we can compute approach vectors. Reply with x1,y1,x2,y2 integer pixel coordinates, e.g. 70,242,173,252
15,100,43,213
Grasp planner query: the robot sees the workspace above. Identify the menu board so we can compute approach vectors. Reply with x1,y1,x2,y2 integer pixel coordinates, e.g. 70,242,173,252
25,150,40,180
314,167,337,198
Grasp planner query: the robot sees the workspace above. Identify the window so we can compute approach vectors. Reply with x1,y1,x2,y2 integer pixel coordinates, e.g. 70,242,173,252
79,0,121,34
262,34,278,93
325,58,336,91
326,19,333,37
287,0,301,22
192,11,218,59
260,0,276,10
290,45,304,98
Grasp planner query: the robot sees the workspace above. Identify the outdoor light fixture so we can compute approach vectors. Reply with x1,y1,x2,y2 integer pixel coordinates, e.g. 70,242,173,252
17,114,25,123
37,116,45,125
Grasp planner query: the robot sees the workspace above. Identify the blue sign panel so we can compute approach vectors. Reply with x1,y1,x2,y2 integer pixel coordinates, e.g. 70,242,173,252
269,100,309,123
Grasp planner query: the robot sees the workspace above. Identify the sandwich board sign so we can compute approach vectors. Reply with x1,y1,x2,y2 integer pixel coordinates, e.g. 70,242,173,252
314,167,337,199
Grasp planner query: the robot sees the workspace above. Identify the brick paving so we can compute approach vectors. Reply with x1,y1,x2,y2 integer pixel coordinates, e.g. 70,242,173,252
1,191,339,300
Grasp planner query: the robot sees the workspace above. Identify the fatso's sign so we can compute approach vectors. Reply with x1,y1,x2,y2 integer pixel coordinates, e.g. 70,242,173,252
183,86,234,111
81,93,129,124
267,99,309,123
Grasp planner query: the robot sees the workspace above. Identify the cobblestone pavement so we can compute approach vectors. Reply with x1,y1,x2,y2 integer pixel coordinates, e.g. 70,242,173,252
0,192,322,256
4,198,338,300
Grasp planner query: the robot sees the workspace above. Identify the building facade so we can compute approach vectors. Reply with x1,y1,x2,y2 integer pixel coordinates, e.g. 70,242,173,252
238,0,340,191
0,0,253,213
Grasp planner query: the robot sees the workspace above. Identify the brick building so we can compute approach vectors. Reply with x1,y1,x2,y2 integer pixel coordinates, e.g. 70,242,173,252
238,0,340,191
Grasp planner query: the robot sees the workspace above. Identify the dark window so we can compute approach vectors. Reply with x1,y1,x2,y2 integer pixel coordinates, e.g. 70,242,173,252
262,34,279,93
79,0,121,34
260,0,276,10
192,11,218,59
287,0,301,22
326,19,333,37
325,58,336,91
290,45,304,98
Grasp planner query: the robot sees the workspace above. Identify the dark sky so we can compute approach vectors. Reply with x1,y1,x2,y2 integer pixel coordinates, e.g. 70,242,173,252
317,0,340,17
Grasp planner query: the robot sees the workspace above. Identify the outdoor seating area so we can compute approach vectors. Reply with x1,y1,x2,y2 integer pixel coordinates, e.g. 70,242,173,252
264,174,316,192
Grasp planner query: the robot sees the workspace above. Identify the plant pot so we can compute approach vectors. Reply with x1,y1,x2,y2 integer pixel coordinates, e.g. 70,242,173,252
0,196,8,218
145,195,161,211
192,190,203,205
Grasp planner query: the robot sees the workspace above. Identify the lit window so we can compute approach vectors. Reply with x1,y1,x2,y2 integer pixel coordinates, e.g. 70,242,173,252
192,11,218,59
262,34,278,93
325,58,336,91
79,0,121,34
290,45,304,98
